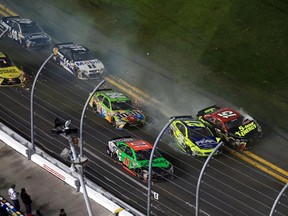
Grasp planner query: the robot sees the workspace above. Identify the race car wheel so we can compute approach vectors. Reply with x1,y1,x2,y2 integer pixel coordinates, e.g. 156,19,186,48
53,55,60,65
106,147,117,160
168,174,174,180
184,145,192,155
112,118,117,128
140,169,149,181
92,102,98,113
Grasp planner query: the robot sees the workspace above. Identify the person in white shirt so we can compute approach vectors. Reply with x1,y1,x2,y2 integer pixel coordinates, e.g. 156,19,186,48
8,184,20,211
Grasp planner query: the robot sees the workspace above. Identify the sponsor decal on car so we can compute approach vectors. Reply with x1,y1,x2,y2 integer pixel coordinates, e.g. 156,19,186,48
235,121,257,137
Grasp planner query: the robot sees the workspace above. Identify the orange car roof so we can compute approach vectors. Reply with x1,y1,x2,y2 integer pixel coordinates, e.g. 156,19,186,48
126,140,152,151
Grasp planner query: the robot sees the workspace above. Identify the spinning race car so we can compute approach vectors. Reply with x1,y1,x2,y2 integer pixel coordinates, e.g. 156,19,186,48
170,116,222,156
197,105,262,150
89,89,145,129
107,137,174,181
52,42,105,80
0,52,26,87
0,16,51,48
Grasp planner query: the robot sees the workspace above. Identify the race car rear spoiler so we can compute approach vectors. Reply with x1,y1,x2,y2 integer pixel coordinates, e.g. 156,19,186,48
196,105,220,117
1,16,21,22
170,115,194,120
109,136,134,143
95,88,113,92
54,42,75,49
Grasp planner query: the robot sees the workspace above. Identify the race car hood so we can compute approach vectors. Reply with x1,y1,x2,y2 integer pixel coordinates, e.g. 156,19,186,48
0,66,22,78
75,60,104,71
231,120,258,138
191,137,218,149
25,32,50,41
113,110,145,123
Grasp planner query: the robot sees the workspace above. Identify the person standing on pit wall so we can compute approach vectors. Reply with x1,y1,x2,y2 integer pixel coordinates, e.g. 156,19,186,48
8,184,20,211
59,208,67,216
20,188,32,215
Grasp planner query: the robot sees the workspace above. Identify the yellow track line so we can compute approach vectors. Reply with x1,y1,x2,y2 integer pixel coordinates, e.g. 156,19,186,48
0,10,9,17
105,76,163,110
243,151,288,177
105,76,150,105
107,75,164,106
0,3,18,16
225,147,288,183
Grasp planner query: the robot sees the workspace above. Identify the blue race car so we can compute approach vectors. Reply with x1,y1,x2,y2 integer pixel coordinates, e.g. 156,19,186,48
0,16,51,48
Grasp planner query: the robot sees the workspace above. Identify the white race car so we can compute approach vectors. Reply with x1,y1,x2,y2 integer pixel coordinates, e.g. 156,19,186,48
52,42,105,80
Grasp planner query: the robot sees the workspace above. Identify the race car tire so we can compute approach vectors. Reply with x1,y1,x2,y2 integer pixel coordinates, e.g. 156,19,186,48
140,169,149,181
112,118,117,128
91,102,98,113
53,55,60,65
184,145,193,155
106,147,117,160
168,174,174,180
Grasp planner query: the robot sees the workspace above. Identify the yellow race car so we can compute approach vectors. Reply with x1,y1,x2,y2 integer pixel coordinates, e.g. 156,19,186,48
0,52,26,87
170,116,222,157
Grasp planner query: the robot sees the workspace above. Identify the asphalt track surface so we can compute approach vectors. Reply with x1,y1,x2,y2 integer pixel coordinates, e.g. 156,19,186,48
0,1,288,216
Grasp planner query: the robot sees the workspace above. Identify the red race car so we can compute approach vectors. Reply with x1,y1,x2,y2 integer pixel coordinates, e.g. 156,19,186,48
197,105,262,150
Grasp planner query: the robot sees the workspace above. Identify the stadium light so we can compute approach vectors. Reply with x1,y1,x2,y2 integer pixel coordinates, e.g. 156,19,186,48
29,54,54,160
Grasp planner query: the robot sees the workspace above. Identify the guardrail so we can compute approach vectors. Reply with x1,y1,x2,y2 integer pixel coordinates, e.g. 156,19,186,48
0,121,144,216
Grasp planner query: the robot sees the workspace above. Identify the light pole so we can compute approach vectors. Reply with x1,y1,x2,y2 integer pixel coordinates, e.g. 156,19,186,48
195,141,223,216
79,79,105,157
78,79,106,216
269,183,288,216
29,54,54,159
147,117,175,216
52,119,92,216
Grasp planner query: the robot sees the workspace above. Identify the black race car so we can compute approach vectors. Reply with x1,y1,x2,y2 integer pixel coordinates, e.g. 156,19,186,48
0,16,51,48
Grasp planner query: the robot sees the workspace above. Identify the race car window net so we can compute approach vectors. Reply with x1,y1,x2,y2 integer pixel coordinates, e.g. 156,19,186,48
136,149,161,161
111,101,132,110
72,51,93,61
103,98,110,108
225,116,244,130
124,147,133,157
19,22,42,34
188,127,212,139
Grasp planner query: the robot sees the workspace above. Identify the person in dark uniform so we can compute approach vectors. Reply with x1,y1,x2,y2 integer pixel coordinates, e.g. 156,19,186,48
20,188,32,215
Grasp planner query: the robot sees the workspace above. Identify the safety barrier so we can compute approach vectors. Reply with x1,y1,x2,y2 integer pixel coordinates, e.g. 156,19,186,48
0,122,143,216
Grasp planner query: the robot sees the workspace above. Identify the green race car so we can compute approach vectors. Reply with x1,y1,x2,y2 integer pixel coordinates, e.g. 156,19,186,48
107,137,174,181
170,116,222,156
89,89,145,129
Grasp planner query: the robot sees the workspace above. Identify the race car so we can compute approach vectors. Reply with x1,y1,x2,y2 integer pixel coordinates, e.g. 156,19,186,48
197,105,262,150
52,42,105,80
170,116,222,156
89,89,145,129
0,16,51,48
0,52,26,87
107,137,174,181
